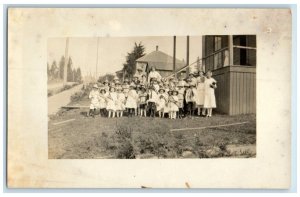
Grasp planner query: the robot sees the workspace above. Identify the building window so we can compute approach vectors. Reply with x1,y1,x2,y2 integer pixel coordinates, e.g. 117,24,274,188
214,36,222,51
233,35,256,66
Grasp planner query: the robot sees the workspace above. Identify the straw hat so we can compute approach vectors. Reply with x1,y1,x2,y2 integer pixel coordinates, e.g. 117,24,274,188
159,87,165,93
172,89,179,94
100,88,106,93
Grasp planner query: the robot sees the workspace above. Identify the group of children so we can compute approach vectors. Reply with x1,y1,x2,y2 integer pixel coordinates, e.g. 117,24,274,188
88,70,217,119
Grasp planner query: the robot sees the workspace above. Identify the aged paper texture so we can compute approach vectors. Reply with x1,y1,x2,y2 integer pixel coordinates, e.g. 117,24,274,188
7,8,291,188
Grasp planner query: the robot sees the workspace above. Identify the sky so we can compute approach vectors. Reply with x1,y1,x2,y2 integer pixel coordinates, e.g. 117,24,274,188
47,36,202,77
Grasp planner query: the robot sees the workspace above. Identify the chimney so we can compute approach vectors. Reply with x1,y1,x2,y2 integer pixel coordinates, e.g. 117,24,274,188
156,45,158,51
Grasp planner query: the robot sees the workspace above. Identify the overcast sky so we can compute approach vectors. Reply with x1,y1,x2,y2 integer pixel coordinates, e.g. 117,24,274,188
47,36,202,77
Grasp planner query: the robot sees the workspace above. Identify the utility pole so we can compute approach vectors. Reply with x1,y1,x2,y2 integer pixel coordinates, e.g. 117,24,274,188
173,36,176,76
63,37,69,85
95,37,99,80
186,35,190,66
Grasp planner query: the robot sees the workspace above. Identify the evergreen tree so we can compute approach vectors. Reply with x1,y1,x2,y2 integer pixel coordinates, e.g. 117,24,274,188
122,42,145,79
75,67,82,82
59,56,65,79
50,60,58,79
67,57,73,82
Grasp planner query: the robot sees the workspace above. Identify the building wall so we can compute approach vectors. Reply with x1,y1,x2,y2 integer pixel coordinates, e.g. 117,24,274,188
203,35,256,115
212,66,256,115
213,67,230,114
229,66,256,115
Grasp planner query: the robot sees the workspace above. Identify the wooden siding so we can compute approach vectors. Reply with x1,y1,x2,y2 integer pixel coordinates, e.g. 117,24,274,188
212,66,256,115
229,66,256,115
213,67,230,114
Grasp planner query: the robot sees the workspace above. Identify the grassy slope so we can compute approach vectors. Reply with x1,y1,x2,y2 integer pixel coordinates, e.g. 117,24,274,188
48,109,256,159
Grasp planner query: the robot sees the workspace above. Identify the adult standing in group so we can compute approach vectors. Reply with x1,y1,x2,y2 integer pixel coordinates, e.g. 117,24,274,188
195,71,206,116
148,66,162,83
203,70,217,117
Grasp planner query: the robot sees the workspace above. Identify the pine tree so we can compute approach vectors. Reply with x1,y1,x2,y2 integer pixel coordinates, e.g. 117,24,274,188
75,68,82,82
50,60,58,79
122,42,145,79
59,56,65,79
67,57,73,82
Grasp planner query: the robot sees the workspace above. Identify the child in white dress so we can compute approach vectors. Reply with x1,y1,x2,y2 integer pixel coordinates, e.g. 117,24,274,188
203,70,217,117
165,90,173,118
98,88,107,117
116,87,126,117
157,88,167,118
168,90,179,119
177,83,185,119
106,86,118,118
195,71,206,116
88,84,100,118
125,85,138,117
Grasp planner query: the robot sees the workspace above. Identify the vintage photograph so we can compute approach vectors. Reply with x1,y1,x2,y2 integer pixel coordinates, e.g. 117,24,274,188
48,35,256,159
8,7,292,188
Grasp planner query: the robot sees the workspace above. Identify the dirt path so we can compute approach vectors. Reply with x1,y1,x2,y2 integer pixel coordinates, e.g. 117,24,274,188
48,84,83,115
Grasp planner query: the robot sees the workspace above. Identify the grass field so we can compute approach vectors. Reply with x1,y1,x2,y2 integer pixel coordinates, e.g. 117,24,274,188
48,108,256,159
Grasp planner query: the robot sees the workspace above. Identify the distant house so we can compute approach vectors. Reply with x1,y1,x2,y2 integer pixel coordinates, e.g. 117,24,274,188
202,35,256,115
136,46,186,78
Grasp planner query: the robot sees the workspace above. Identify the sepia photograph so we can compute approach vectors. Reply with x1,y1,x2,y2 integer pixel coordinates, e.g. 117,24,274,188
48,35,256,159
7,7,292,188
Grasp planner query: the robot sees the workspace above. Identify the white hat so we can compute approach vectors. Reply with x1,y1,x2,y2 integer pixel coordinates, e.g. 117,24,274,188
113,76,119,80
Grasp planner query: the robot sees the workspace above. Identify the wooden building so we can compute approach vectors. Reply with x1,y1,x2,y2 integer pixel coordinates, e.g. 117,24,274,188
136,46,186,78
202,35,256,115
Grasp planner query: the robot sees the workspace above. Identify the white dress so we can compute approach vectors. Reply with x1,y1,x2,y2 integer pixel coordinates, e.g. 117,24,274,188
195,77,206,106
157,93,167,111
98,93,107,109
203,77,217,108
89,90,100,109
116,93,126,111
125,90,138,109
106,92,118,111
168,95,179,112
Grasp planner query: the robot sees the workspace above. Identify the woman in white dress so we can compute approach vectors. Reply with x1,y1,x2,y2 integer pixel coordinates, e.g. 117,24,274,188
106,86,118,118
195,71,206,116
203,70,217,117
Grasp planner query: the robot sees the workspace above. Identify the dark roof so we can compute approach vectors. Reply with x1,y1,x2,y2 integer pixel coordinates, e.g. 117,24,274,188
136,50,185,71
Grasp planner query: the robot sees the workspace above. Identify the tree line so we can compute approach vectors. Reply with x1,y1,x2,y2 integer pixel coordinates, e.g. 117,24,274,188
47,56,82,83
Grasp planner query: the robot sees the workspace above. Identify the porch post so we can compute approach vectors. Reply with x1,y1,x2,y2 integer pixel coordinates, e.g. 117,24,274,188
173,36,176,75
228,35,234,66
